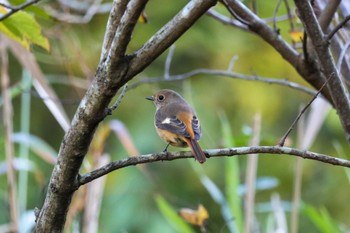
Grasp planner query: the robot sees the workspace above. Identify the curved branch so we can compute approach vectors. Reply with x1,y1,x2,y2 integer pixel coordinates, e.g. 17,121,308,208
79,146,350,186
130,68,318,96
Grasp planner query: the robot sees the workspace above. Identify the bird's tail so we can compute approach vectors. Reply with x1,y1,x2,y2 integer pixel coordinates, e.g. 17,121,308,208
186,138,206,164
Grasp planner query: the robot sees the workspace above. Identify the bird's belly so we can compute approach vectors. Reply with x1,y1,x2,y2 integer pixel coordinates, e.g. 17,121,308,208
156,128,188,148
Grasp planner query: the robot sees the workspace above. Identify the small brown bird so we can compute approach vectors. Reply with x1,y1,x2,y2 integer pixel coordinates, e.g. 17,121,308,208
146,89,206,163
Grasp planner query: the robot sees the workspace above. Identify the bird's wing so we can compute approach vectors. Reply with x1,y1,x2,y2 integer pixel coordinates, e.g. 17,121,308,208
155,114,191,138
192,115,202,141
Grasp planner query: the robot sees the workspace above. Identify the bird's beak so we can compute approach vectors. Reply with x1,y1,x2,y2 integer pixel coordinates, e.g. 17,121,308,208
146,96,154,101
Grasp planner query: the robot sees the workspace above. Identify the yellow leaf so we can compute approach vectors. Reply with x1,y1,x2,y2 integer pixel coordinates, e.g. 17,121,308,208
289,30,304,43
178,204,209,226
0,10,50,51
0,23,29,49
138,11,148,23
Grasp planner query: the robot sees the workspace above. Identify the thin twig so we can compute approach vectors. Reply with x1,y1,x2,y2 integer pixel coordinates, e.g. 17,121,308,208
327,15,350,41
130,68,318,96
0,0,43,21
164,44,176,80
283,0,294,31
107,83,128,114
78,145,350,186
206,9,248,31
227,55,239,71
278,74,333,147
336,39,350,71
273,0,283,33
221,0,251,26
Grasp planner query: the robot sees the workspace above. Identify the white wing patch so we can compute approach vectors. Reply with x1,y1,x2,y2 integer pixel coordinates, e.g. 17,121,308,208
162,118,172,124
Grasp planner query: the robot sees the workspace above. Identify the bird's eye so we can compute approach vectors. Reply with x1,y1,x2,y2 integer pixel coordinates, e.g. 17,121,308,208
158,95,165,101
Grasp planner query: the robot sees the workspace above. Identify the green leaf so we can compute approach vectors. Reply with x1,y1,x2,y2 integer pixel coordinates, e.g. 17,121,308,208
155,195,196,233
0,9,50,50
0,19,29,49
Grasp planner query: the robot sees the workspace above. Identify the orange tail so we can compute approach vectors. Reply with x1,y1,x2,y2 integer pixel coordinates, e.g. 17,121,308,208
186,138,206,164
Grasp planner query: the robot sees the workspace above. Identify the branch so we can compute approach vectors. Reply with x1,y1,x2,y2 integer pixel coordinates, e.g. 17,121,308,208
318,0,341,31
218,0,334,103
130,68,318,96
206,9,248,31
327,14,350,41
295,0,350,144
106,83,128,115
278,74,331,146
126,0,218,78
0,0,42,21
100,0,129,62
78,146,350,186
35,0,218,232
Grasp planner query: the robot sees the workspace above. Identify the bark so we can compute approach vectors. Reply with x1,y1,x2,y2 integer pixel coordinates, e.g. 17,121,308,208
294,0,350,143
223,0,334,103
34,0,217,232
78,145,350,186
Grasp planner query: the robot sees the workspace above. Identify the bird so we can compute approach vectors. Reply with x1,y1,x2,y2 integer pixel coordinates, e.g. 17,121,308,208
146,89,206,163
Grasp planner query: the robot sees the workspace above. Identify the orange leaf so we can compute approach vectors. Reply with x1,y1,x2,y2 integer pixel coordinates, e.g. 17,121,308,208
178,204,209,226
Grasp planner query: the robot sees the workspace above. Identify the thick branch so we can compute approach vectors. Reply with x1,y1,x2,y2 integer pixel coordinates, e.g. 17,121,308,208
107,0,148,64
35,0,218,232
127,0,217,78
294,0,350,144
79,146,350,186
221,0,333,103
100,0,129,61
318,0,341,31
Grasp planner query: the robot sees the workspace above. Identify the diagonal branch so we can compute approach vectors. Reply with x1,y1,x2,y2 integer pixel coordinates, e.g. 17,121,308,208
278,74,331,146
327,14,350,41
318,0,341,31
0,0,42,21
127,0,218,78
35,0,218,232
219,0,333,103
78,146,350,186
107,0,148,64
294,0,350,144
100,0,129,61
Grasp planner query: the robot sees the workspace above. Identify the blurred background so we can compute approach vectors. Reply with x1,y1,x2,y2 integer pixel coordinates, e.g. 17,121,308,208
1,0,350,232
